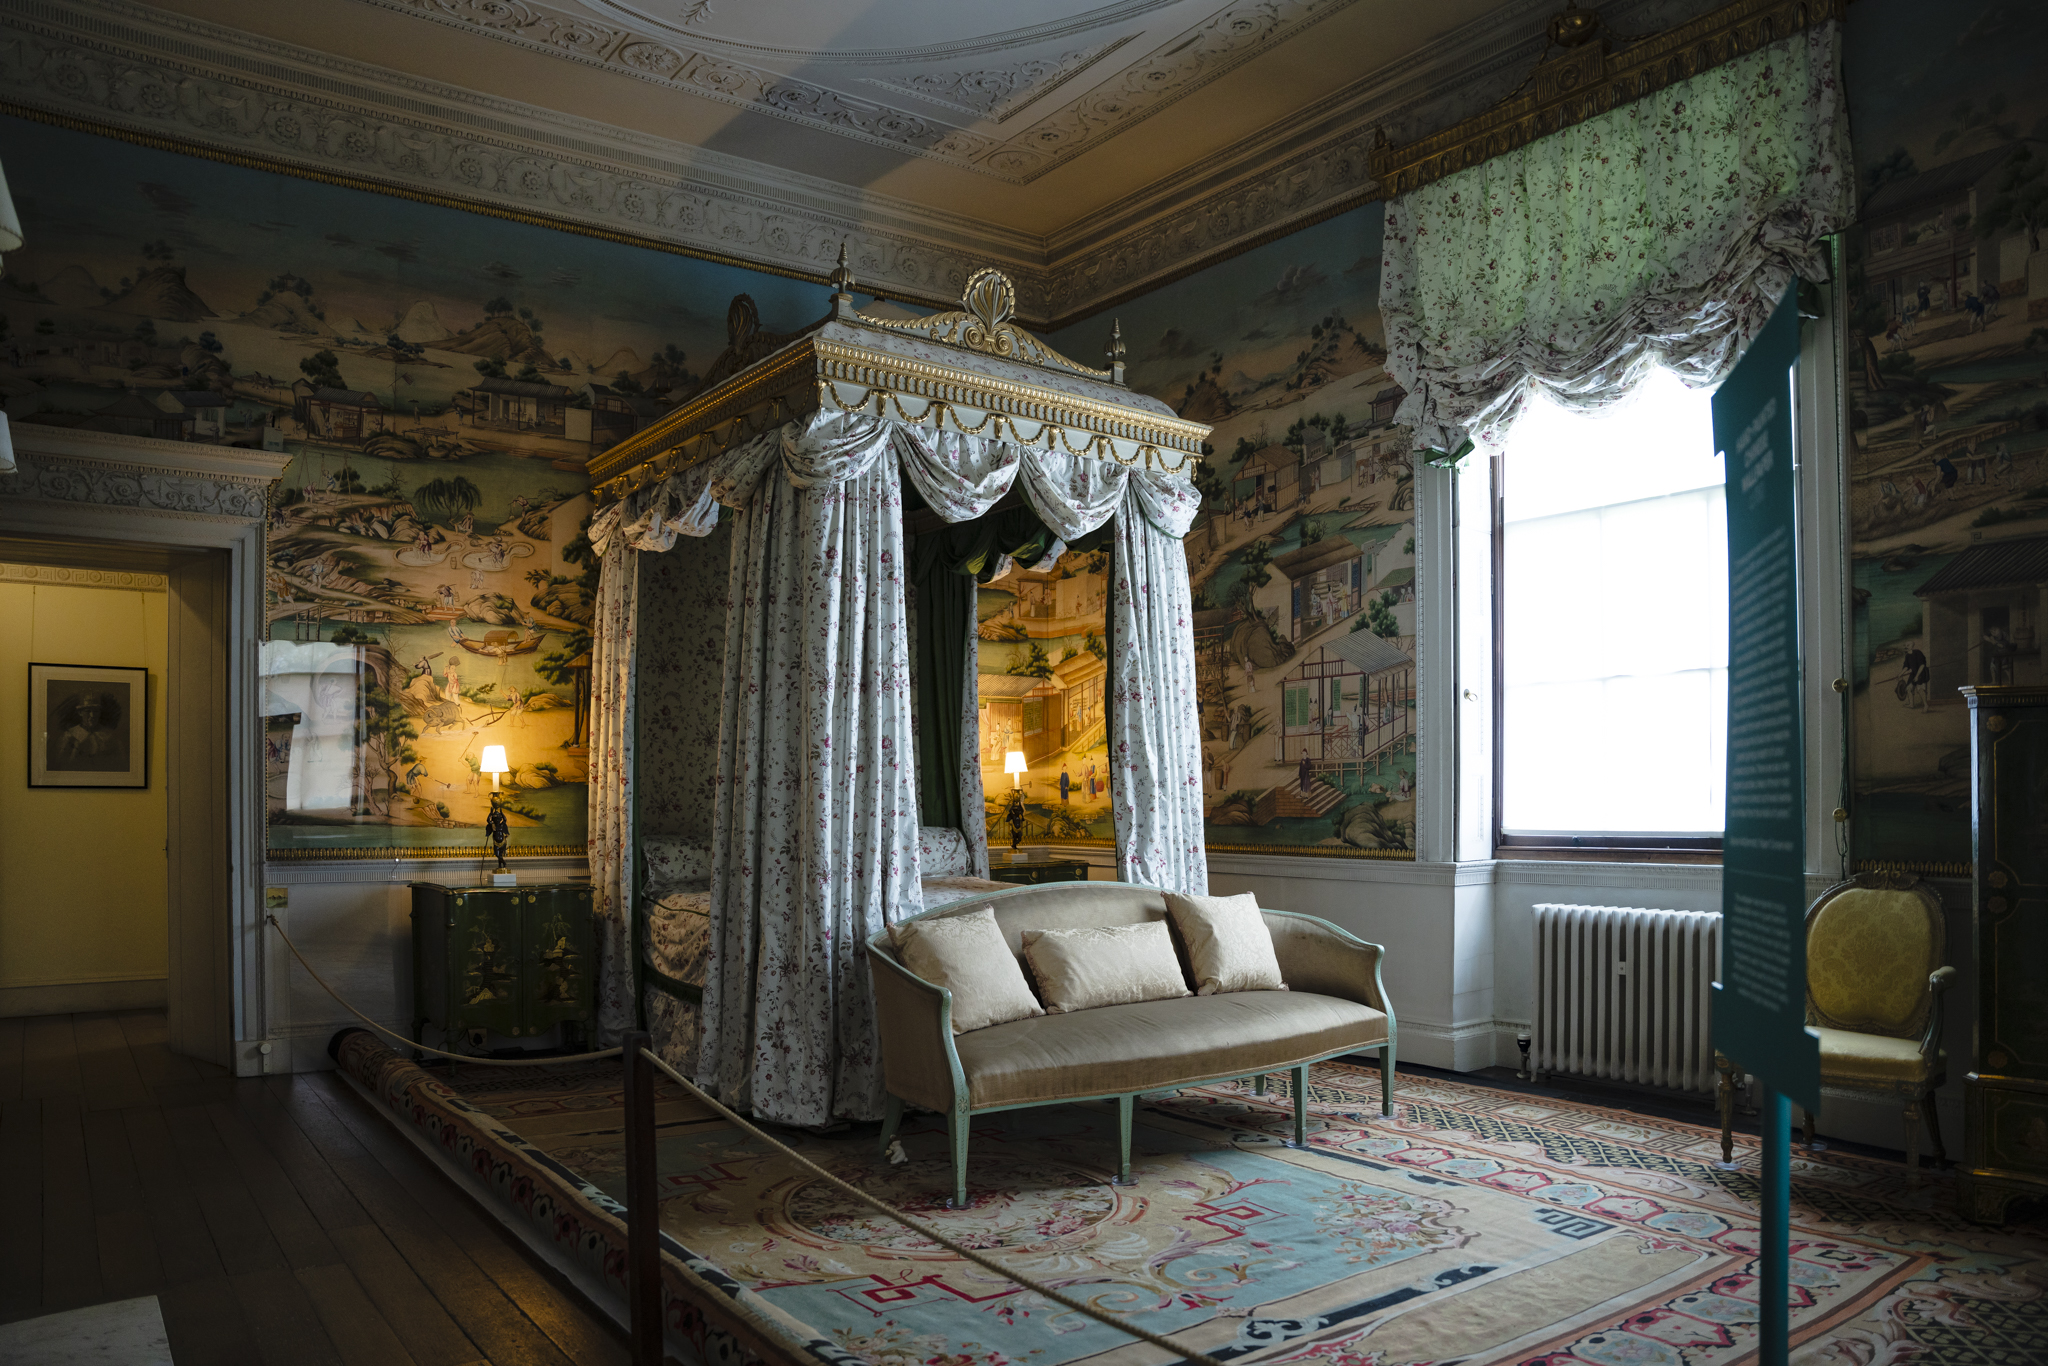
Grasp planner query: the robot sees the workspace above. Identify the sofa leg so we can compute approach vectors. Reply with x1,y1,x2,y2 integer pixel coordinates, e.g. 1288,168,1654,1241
1292,1064,1310,1147
947,1109,970,1209
1379,1044,1394,1118
879,1094,904,1160
1116,1094,1135,1184
1253,1074,1267,1095
1715,1057,1736,1165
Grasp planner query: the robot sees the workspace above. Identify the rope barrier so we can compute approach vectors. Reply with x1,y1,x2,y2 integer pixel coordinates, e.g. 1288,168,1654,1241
266,914,624,1066
269,912,1229,1364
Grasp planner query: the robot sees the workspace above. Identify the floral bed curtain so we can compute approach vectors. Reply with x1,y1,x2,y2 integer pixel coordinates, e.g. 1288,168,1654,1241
595,410,1207,1126
1379,22,1853,456
585,533,637,1045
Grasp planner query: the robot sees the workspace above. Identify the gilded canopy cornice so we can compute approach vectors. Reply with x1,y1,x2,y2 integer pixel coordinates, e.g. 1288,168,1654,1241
589,270,1209,507
1369,0,1848,199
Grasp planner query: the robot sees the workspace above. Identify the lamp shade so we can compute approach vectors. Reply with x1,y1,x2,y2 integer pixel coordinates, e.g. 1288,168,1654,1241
480,744,509,775
1004,750,1027,775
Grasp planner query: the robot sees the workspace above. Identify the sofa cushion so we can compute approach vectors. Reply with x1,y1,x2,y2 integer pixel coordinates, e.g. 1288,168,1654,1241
1166,891,1286,995
918,826,973,878
953,990,1387,1109
897,908,1046,1035
1021,921,1190,1014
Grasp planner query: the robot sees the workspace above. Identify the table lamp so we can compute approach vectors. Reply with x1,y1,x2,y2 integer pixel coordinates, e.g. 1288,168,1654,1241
480,744,514,885
1003,750,1028,861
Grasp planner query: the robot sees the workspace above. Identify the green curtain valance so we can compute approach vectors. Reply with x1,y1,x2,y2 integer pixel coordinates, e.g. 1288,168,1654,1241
1380,22,1853,458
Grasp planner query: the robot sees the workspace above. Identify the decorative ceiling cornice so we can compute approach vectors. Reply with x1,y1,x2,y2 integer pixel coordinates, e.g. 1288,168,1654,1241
0,0,1028,311
0,0,1730,329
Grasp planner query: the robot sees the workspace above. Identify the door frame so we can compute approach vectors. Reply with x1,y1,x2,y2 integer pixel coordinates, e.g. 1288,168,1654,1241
1,426,287,1069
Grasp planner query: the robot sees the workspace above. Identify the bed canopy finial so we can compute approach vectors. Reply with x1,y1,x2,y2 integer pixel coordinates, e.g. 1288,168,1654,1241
1106,317,1126,387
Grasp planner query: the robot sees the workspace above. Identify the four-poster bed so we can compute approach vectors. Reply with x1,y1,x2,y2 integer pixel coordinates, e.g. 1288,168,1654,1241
585,259,1215,1127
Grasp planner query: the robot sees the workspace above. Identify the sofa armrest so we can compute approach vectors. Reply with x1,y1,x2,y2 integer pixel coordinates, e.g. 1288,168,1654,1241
1263,911,1393,1020
867,946,967,1115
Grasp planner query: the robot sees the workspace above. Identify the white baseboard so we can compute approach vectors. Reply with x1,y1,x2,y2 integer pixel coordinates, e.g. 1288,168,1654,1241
1398,1017,1499,1072
0,978,167,1017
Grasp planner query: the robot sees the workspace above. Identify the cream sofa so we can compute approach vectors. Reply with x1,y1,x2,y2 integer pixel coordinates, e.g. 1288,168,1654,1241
869,880,1395,1207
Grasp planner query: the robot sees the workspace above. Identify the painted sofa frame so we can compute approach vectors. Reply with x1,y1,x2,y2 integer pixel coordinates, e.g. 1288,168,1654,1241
868,881,1396,1207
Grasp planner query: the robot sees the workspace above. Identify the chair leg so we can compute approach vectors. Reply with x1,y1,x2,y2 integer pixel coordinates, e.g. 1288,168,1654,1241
946,1108,970,1209
1903,1098,1922,1188
1116,1094,1135,1184
1803,1107,1816,1149
1380,1044,1395,1118
1292,1064,1310,1147
878,1094,904,1160
1716,1060,1736,1165
1253,1074,1267,1095
1925,1093,1948,1168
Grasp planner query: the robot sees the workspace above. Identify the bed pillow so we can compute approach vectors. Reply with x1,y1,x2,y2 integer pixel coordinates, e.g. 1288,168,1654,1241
643,840,711,889
918,826,973,878
1020,920,1192,1014
1164,892,1286,995
895,908,1044,1034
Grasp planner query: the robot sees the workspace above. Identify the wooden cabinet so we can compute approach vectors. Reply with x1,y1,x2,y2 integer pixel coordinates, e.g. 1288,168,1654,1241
410,882,595,1053
1958,687,2048,1221
988,857,1092,886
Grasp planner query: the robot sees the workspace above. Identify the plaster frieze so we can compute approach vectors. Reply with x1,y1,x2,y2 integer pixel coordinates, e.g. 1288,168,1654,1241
0,426,287,524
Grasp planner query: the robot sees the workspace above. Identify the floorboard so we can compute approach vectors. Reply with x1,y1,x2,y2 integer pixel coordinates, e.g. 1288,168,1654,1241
0,1016,25,1102
5,1009,640,1365
0,1098,43,1321
20,1014,80,1099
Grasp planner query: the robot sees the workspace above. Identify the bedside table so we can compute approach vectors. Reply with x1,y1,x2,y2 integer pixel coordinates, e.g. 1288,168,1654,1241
410,881,594,1053
988,856,1092,886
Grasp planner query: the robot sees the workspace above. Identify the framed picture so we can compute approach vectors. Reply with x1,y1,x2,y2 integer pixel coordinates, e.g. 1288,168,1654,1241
28,663,149,789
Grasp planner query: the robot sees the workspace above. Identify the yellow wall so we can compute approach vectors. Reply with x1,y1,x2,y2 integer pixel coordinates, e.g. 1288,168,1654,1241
0,580,169,987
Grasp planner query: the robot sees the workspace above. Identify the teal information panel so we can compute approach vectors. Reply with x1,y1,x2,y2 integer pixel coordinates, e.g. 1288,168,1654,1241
1711,284,1820,1115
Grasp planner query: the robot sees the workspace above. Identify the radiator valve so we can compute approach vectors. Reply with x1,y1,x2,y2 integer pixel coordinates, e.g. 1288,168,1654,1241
1515,1030,1533,1082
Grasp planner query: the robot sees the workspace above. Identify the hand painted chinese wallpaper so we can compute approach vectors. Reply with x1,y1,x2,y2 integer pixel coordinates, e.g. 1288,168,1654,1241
0,115,818,857
1046,206,1420,856
1841,0,2048,874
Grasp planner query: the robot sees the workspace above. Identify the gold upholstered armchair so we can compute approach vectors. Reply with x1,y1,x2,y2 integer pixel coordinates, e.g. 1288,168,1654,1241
1718,872,1955,1182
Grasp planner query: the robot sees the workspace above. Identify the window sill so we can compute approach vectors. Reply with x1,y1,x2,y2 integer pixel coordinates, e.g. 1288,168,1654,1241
1496,846,1722,865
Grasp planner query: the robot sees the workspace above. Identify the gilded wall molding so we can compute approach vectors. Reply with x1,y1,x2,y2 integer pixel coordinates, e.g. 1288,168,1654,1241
0,561,167,591
1370,0,1848,198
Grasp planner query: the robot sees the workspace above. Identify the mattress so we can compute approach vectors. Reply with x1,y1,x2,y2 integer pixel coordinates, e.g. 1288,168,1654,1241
641,876,1010,988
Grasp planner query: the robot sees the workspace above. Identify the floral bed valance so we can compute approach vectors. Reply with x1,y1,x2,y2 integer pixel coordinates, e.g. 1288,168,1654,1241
1380,21,1853,457
587,408,1206,1127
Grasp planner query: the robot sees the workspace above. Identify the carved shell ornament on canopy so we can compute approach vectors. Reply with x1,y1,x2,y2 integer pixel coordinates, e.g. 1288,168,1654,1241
855,267,1113,382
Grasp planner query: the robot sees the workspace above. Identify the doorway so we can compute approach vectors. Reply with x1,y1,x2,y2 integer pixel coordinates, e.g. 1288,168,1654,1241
0,535,234,1065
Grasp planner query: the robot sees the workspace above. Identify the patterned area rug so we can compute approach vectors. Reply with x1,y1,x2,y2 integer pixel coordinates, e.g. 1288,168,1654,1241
336,1038,2048,1366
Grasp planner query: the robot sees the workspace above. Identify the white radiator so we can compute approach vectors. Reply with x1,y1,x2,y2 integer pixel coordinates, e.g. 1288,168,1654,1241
1531,904,1722,1094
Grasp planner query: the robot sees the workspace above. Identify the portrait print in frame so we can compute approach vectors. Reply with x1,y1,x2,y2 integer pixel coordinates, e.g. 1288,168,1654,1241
29,663,149,789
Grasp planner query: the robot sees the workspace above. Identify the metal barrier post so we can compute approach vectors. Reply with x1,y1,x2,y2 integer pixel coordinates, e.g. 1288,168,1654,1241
624,1031,661,1366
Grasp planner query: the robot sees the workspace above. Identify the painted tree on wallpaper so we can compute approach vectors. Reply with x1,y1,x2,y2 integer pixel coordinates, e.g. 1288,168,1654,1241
0,117,822,855
1053,206,1419,854
1841,0,2048,872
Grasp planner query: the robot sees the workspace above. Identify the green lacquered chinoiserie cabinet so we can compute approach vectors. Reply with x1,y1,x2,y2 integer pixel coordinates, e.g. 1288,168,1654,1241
411,881,595,1052
1958,688,2048,1222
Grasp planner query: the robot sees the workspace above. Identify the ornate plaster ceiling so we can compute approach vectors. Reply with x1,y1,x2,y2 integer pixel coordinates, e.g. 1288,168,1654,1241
0,0,1724,323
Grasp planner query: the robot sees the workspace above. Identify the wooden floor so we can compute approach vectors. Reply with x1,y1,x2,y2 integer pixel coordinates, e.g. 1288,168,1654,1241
0,1010,631,1366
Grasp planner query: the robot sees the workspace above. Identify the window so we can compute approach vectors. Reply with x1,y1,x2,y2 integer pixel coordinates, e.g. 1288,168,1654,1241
1498,368,1727,845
